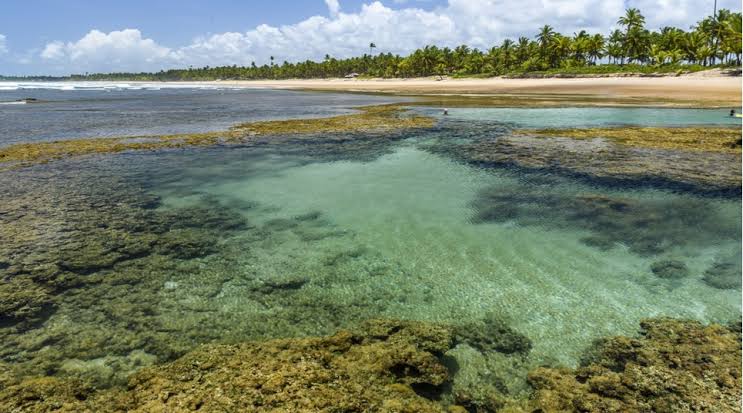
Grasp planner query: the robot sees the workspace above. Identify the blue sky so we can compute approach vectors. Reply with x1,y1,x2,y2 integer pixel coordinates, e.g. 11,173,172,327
0,0,737,75
0,1,444,51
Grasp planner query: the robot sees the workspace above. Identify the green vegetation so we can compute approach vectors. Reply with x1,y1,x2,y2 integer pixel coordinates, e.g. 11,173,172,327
2,8,740,81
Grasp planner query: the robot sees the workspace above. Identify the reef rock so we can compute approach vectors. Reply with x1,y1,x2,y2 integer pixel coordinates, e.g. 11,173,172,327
526,318,742,412
0,319,458,412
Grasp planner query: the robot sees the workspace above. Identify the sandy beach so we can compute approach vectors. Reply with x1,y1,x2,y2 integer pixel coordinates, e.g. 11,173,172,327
197,74,742,107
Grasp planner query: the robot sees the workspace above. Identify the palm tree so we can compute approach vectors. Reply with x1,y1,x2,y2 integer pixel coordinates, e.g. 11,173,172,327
516,36,531,64
553,36,574,65
500,39,515,69
625,26,650,63
537,25,556,49
453,45,470,71
722,12,742,64
606,30,624,64
618,8,645,31
537,25,556,67
572,30,590,63
649,44,667,65
618,8,647,64
684,31,707,64
369,42,377,56
588,34,605,64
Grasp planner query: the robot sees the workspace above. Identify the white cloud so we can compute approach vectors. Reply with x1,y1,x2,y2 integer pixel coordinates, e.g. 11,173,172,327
40,41,65,59
325,0,341,17
628,0,740,29
0,34,7,55
35,0,740,74
40,29,173,72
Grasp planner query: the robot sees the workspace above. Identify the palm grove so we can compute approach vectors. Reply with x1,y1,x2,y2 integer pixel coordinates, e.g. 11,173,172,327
13,8,743,81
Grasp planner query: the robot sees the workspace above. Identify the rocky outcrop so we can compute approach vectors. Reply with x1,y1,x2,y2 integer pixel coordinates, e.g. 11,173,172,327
0,319,458,412
526,318,742,412
0,318,740,412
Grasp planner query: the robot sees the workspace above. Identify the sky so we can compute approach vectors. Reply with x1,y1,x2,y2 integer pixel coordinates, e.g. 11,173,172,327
0,0,738,75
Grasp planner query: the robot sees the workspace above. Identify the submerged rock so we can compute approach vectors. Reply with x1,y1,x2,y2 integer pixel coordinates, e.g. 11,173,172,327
454,314,532,355
470,188,739,257
0,277,53,329
702,260,742,290
650,259,690,279
154,228,219,259
254,273,309,293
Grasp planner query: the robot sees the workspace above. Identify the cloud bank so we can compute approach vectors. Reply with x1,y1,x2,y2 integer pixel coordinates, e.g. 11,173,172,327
33,0,739,74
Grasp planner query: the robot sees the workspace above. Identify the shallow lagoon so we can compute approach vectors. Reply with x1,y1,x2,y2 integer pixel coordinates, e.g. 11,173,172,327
0,91,740,397
152,137,740,366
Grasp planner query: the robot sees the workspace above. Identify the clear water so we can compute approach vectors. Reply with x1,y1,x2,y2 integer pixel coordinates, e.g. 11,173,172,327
0,88,739,395
151,141,740,366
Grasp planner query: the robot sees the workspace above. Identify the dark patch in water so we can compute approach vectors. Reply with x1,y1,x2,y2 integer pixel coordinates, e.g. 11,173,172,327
470,186,739,256
650,260,689,279
703,259,742,290
454,314,532,355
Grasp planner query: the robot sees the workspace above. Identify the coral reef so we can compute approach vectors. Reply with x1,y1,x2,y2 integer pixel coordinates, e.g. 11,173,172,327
0,105,434,169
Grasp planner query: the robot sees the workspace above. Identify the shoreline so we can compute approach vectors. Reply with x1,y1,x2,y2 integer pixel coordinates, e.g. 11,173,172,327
185,75,742,107
3,72,740,107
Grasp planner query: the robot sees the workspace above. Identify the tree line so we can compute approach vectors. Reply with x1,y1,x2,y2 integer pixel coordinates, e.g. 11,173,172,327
3,8,741,81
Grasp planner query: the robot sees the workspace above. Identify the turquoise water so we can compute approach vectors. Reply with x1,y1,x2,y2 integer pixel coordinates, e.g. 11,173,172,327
0,102,740,396
154,143,740,366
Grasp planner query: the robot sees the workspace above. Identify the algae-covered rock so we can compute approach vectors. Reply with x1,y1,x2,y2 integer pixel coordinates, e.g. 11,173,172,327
0,317,739,412
0,319,455,412
526,318,742,412
453,128,742,195
0,105,435,170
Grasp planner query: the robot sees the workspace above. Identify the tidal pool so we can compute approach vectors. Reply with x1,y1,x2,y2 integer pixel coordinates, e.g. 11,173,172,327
0,101,740,398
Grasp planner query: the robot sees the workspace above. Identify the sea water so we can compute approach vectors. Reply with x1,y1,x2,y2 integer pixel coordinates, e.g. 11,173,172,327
0,87,739,392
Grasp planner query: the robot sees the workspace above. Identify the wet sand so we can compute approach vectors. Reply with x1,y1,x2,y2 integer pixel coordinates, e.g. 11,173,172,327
192,74,742,107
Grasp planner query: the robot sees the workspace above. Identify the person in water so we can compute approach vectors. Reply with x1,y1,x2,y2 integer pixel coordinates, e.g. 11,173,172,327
443,108,449,115
730,109,736,117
